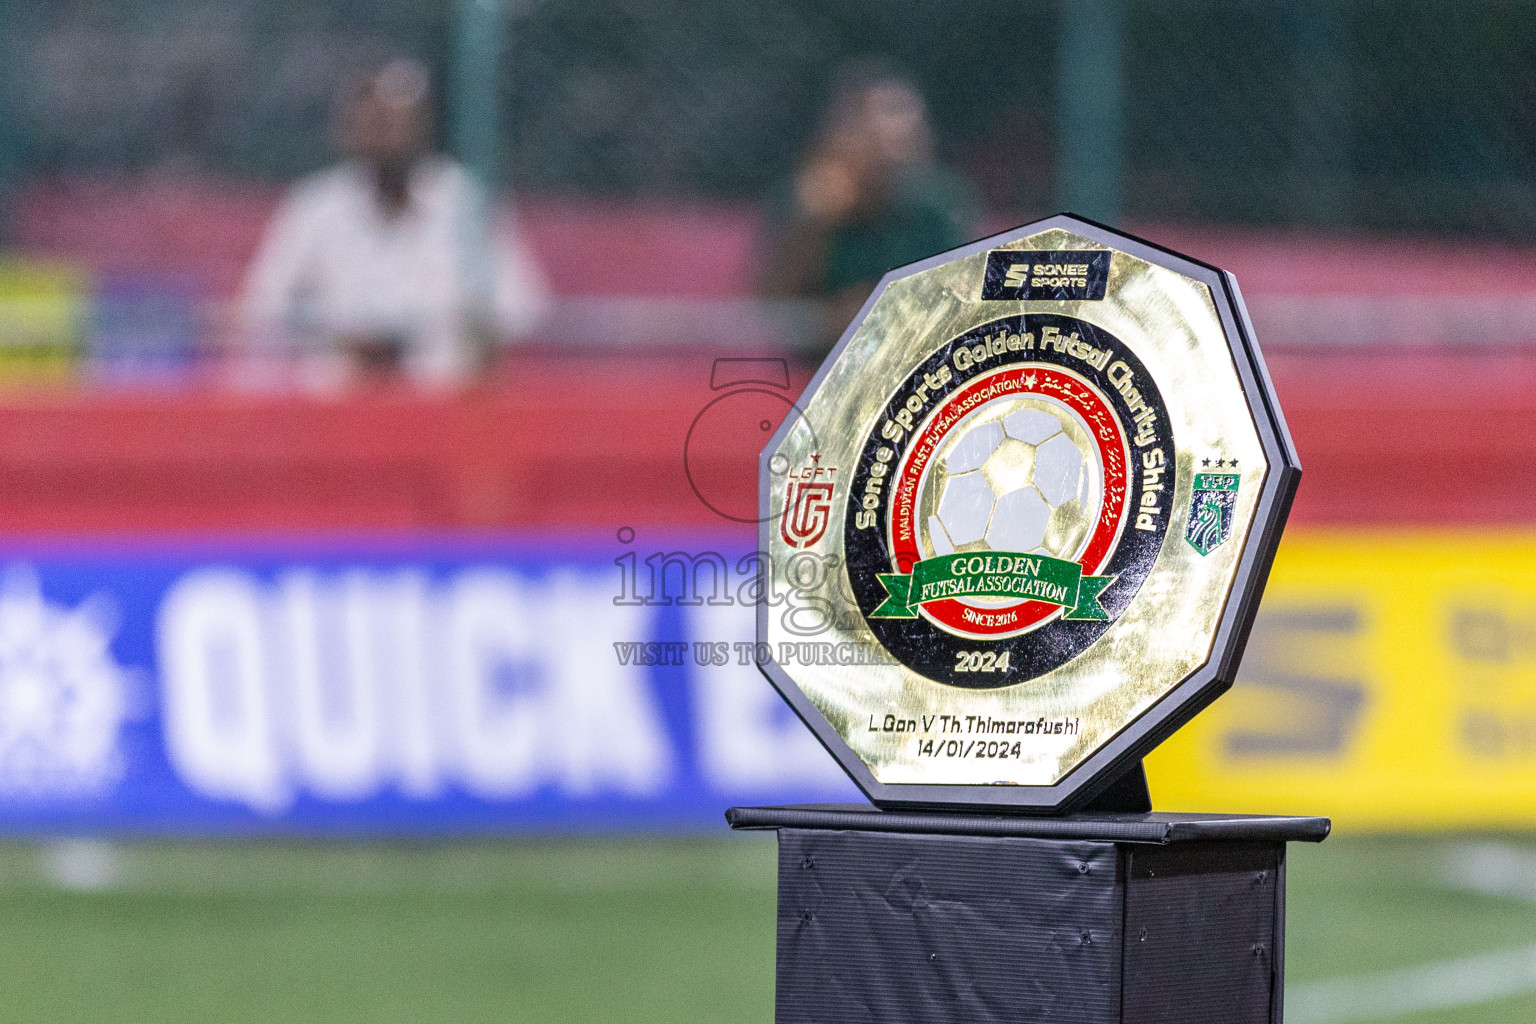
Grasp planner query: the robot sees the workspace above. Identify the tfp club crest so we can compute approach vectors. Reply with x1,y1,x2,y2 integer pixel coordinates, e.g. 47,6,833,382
1186,471,1240,556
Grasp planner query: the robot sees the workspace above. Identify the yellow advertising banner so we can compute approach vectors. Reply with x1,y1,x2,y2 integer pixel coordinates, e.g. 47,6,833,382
1147,530,1536,829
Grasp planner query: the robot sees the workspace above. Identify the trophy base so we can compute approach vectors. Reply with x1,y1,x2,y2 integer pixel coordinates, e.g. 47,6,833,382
727,803,1329,1024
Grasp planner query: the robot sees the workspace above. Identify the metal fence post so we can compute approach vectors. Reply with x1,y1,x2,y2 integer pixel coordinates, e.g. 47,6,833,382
1057,0,1125,225
452,0,509,190
1291,0,1351,229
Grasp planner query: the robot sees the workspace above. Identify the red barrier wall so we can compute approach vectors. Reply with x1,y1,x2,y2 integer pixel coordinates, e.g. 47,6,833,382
0,348,1526,536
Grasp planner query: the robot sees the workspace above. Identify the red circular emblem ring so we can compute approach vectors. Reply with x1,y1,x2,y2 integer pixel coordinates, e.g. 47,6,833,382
886,364,1130,639
842,313,1175,688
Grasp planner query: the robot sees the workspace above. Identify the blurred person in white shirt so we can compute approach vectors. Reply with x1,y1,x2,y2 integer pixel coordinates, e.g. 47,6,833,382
242,58,548,388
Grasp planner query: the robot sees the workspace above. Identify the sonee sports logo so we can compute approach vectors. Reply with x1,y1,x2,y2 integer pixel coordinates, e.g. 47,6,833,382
982,249,1112,301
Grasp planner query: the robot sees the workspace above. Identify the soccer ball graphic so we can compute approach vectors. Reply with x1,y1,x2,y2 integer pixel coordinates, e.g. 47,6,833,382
919,398,1104,563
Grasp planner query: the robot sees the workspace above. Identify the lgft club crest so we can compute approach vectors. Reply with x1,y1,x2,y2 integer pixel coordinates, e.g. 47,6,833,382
780,454,836,548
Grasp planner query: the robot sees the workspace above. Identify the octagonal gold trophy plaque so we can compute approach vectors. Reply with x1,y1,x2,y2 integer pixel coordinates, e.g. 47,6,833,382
759,213,1300,811
733,217,1327,1024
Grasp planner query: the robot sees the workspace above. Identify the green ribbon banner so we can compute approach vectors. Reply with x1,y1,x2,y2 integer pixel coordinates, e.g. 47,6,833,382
871,552,1114,621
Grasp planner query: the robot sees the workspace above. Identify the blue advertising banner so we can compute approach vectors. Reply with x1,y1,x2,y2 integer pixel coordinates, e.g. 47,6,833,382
0,534,858,833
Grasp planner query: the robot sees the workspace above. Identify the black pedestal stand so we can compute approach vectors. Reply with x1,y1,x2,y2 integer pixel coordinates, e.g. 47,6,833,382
728,775,1328,1024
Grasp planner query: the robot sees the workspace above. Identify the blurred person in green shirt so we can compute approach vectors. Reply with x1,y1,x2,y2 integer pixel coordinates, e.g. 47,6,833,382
760,62,979,365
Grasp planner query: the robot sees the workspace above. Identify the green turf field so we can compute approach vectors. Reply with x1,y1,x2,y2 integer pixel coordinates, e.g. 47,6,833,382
0,834,1531,1023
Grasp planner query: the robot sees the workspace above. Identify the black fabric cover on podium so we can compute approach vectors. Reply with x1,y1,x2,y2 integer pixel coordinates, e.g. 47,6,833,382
729,804,1329,1024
